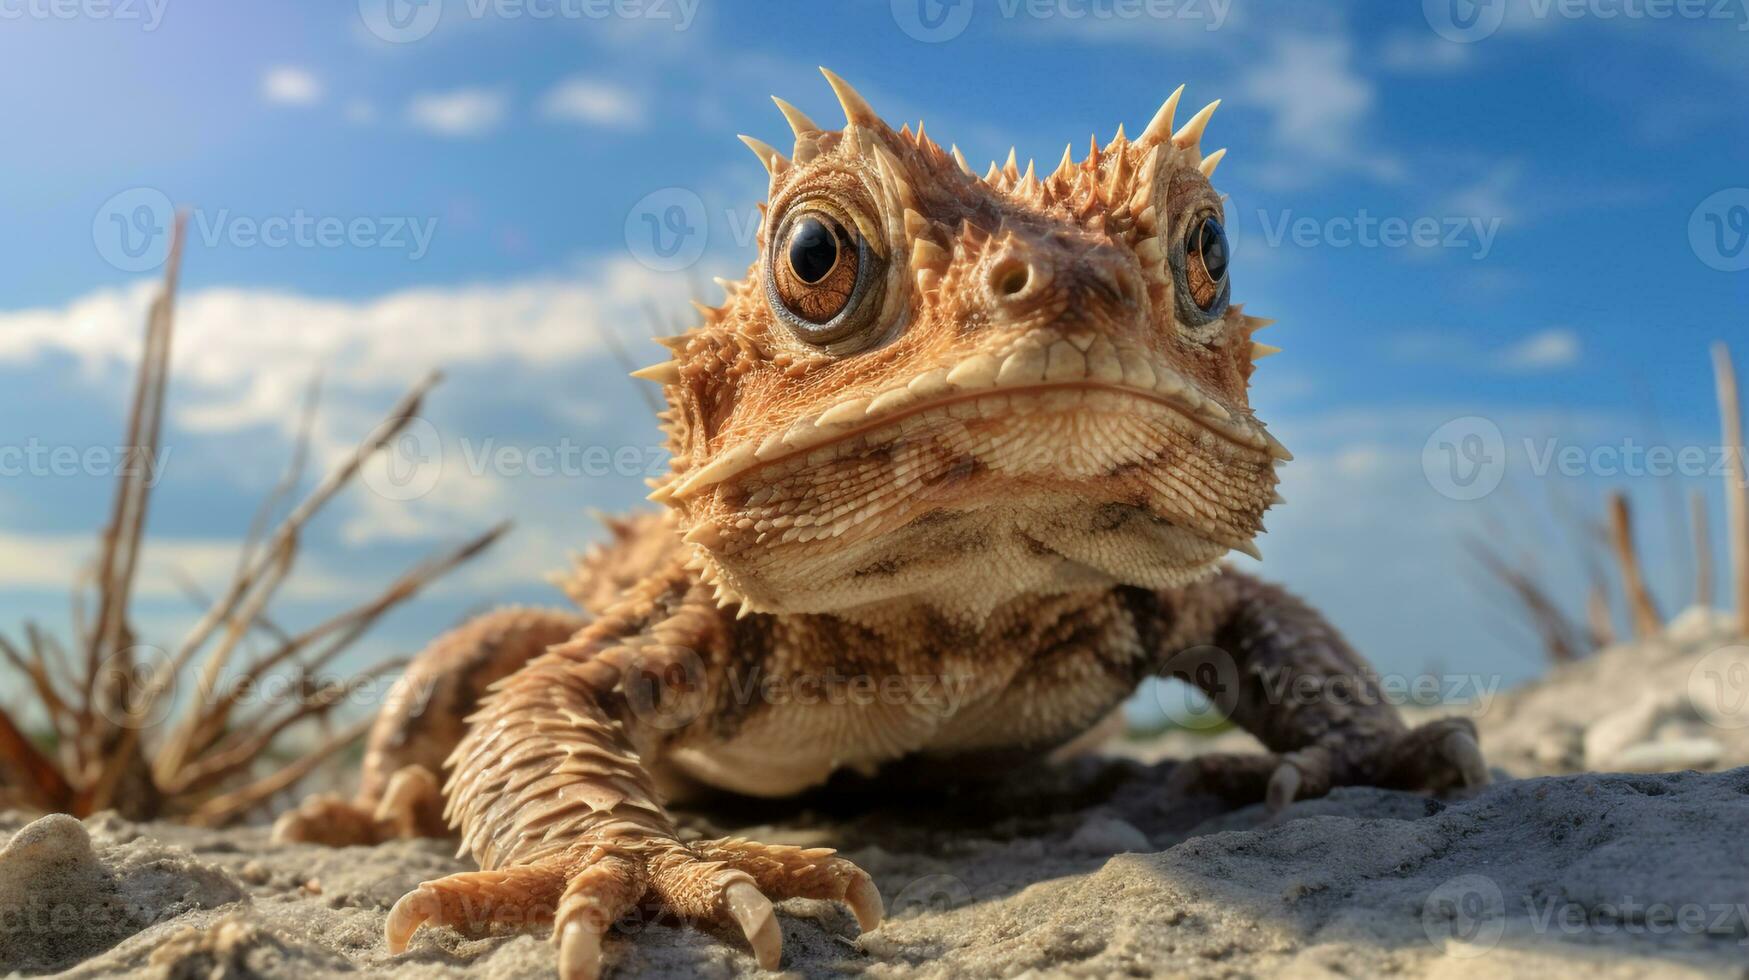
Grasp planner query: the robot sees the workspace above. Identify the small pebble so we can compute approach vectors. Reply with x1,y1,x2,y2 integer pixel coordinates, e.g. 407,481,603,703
1066,816,1151,855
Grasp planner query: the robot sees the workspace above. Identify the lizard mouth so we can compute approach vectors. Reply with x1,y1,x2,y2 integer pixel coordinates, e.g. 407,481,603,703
663,336,1292,501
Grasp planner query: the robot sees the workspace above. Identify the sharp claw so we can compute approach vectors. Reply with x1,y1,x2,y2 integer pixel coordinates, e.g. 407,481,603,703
269,811,304,844
724,880,782,970
1266,762,1301,813
1442,730,1489,788
385,888,437,954
558,919,604,980
844,875,884,933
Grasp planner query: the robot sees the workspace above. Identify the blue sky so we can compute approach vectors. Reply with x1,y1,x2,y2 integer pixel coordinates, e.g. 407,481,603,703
0,0,1746,713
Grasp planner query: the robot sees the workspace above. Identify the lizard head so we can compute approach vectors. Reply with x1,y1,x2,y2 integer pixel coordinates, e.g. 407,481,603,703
640,69,1287,622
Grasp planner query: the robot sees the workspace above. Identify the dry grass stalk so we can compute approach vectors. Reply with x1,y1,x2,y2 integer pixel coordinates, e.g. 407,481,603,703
1465,535,1588,663
0,218,506,825
1475,346,1749,662
1693,489,1714,609
1605,492,1663,639
1715,342,1748,636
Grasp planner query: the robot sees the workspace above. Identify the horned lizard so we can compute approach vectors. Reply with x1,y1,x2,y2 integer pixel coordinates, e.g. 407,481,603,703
275,69,1488,979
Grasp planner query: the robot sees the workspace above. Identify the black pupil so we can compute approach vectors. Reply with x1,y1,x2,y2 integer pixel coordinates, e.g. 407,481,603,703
788,218,838,284
1194,218,1228,282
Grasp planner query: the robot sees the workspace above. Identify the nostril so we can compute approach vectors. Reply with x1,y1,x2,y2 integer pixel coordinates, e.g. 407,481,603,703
991,259,1031,298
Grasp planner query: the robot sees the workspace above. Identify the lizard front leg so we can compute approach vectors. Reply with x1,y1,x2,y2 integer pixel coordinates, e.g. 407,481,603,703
1150,570,1488,811
383,566,880,979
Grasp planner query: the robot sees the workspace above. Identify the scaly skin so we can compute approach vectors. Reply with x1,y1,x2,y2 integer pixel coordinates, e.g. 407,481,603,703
274,70,1488,978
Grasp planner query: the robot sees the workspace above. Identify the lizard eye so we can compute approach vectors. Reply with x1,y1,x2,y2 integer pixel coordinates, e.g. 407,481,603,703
767,205,886,347
1174,213,1231,325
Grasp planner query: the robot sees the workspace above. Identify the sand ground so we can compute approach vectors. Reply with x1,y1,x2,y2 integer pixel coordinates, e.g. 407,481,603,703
5,608,1748,979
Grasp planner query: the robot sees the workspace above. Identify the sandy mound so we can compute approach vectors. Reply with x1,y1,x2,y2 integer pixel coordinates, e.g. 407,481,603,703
6,759,1747,979
1478,607,1749,777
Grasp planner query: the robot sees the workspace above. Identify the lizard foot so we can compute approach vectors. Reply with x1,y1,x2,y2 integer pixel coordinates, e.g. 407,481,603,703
271,765,445,846
1168,716,1488,813
385,835,881,979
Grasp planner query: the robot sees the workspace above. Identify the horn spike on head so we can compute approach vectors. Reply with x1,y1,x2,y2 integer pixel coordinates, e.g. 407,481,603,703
1140,84,1187,144
631,361,682,384
737,135,787,175
819,66,879,126
1199,147,1227,177
1172,99,1221,149
770,96,820,138
951,144,975,176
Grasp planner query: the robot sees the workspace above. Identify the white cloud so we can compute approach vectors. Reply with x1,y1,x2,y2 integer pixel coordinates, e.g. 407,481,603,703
1379,31,1472,74
1389,326,1582,373
1238,35,1402,186
0,260,689,564
538,77,644,128
0,258,677,435
1498,328,1581,372
262,66,323,107
407,88,509,137
0,530,359,601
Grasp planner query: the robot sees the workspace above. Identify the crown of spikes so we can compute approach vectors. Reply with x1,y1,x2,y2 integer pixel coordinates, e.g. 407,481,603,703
736,69,1227,221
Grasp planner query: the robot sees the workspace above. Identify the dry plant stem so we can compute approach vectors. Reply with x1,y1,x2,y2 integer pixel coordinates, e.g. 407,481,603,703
1586,586,1616,650
1716,342,1749,636
83,217,184,816
186,717,374,827
0,705,69,810
165,657,408,796
1465,536,1585,662
234,373,321,582
0,213,504,824
1693,489,1714,609
143,371,444,777
1606,492,1663,639
0,634,75,736
172,523,507,775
